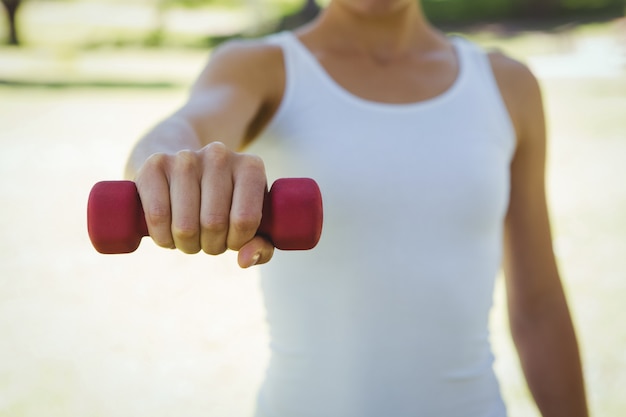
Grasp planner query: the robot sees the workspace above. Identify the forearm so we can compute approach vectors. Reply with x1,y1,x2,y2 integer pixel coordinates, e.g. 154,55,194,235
125,116,202,179
510,296,588,417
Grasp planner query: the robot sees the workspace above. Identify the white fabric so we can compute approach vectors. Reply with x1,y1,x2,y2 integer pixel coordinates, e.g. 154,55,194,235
247,31,516,417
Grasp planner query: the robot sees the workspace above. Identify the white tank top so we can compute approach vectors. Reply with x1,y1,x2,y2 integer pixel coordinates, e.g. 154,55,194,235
247,31,516,417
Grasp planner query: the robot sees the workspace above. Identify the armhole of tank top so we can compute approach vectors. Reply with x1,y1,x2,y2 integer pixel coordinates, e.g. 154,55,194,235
468,41,518,160
258,32,296,136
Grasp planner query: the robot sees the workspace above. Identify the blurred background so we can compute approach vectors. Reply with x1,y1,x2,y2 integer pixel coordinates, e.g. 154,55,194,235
1,0,625,416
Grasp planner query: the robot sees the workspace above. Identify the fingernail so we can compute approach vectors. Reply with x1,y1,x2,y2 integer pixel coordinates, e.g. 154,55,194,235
251,252,261,266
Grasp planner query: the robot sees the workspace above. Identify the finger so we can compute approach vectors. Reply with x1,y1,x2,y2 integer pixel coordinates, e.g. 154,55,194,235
170,150,201,254
200,143,233,255
237,236,275,268
136,155,175,249
227,155,267,251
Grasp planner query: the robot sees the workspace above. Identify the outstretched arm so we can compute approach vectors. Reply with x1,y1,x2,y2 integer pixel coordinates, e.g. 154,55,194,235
493,54,589,417
124,40,285,267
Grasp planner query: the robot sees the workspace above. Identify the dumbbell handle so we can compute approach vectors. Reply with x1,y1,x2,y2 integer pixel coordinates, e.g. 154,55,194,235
87,178,323,254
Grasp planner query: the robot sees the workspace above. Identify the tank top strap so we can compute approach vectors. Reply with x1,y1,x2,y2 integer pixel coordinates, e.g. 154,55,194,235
452,36,517,151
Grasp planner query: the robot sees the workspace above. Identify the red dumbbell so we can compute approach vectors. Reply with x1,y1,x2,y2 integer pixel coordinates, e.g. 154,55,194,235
87,178,323,254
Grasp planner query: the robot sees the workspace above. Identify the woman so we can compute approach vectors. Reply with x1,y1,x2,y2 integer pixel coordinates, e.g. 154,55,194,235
125,1,588,415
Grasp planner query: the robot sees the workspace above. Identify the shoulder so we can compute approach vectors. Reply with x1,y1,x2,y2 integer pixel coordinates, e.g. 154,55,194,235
484,49,544,145
487,50,541,101
192,37,286,100
209,37,284,72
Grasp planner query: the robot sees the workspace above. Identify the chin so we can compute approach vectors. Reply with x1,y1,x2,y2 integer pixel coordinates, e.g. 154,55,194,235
338,0,412,16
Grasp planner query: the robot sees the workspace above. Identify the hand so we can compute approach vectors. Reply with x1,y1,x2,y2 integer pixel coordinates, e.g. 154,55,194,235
134,141,274,267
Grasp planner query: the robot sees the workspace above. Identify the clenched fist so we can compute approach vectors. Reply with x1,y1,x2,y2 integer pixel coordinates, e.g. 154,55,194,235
134,141,273,267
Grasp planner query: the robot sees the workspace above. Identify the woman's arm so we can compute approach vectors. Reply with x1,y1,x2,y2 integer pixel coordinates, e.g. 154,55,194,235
123,40,284,266
125,40,284,178
493,53,589,417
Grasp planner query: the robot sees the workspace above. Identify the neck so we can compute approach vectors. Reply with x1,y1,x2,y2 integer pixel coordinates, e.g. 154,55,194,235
312,1,438,59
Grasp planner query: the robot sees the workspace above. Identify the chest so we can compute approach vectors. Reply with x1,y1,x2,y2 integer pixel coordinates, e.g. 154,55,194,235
310,48,459,104
258,105,512,246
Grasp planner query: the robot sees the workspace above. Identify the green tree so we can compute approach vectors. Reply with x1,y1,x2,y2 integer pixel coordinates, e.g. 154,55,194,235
146,0,249,46
517,0,561,17
277,0,320,31
1,0,22,45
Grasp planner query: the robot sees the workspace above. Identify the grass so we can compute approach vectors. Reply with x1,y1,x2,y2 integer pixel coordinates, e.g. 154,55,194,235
0,5,625,417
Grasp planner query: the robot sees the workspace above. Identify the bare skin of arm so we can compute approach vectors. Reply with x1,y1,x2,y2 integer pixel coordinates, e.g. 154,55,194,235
125,41,284,267
492,53,589,417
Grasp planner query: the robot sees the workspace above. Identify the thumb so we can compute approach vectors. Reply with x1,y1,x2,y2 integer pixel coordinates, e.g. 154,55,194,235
237,236,275,268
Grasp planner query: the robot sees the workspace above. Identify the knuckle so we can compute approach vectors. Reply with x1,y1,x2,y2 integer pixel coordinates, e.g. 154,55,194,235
228,220,261,251
201,213,229,235
200,212,229,255
174,150,198,173
230,212,261,236
146,204,170,226
144,152,170,171
141,153,172,172
136,154,169,181
203,142,230,167
241,154,265,173
172,221,199,241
